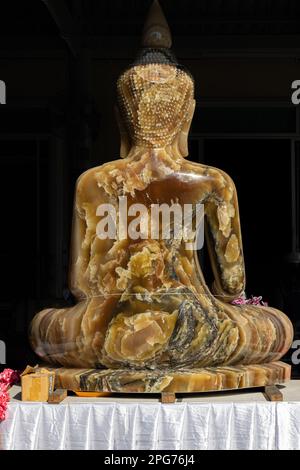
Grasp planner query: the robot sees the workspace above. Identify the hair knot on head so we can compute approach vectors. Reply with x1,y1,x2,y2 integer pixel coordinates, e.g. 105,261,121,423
142,0,172,49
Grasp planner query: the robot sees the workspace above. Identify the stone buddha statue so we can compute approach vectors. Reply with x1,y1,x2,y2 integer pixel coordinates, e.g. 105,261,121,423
29,1,293,392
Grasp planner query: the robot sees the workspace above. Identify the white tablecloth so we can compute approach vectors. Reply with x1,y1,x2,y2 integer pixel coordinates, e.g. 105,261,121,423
1,383,300,450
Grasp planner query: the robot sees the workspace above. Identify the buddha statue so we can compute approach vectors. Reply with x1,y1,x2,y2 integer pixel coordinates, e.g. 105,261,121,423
29,1,293,392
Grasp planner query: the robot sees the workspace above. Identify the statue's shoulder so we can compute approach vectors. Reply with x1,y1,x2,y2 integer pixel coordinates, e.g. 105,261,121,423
183,159,236,188
75,159,124,189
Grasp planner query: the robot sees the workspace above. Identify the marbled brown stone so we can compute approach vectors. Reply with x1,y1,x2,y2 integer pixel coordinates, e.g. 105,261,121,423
47,361,291,393
29,1,293,383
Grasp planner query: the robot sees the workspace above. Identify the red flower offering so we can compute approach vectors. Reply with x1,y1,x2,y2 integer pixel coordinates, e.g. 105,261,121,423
0,369,20,421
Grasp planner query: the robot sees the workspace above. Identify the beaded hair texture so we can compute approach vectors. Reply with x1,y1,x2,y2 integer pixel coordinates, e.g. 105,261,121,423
116,0,195,148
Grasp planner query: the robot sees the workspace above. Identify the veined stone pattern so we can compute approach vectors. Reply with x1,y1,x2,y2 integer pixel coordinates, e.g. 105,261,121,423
29,1,293,382
49,361,291,393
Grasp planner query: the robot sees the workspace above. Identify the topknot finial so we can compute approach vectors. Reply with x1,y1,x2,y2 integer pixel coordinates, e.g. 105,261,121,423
142,0,172,49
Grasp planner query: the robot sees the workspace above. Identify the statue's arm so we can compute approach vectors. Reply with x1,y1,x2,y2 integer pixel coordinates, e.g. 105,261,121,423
68,173,89,299
68,165,113,299
205,169,245,301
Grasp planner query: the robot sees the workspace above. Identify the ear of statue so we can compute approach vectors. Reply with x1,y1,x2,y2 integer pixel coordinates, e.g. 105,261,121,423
172,99,196,158
115,105,131,158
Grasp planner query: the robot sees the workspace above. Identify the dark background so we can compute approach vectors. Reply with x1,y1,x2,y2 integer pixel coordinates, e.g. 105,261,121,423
0,0,299,374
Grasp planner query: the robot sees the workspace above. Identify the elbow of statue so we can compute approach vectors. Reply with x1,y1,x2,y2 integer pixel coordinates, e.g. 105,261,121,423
211,279,245,303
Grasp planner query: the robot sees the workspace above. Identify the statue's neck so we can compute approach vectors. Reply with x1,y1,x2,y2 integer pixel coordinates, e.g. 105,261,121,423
121,145,185,180
125,144,185,165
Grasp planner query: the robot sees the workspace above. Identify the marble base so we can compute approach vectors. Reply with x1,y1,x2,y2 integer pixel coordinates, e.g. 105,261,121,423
46,361,291,394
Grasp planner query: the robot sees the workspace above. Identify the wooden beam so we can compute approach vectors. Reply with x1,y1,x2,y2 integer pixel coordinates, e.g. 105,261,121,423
161,392,176,403
48,388,67,403
264,385,283,402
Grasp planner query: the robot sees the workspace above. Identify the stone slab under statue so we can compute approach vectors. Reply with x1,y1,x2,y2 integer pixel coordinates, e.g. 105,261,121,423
47,362,290,394
29,1,293,394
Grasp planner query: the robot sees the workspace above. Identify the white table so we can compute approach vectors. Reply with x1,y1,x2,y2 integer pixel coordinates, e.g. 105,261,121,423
1,381,300,450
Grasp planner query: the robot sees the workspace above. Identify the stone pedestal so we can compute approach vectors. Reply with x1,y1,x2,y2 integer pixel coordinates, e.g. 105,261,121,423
46,361,290,394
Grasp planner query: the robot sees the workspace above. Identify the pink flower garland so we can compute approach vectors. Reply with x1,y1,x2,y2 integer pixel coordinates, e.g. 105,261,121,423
0,369,20,421
231,293,268,306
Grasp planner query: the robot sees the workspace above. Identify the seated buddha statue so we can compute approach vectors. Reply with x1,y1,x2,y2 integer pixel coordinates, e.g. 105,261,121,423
30,1,293,386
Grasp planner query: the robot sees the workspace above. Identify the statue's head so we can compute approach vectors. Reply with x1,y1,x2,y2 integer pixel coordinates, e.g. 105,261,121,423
116,0,195,157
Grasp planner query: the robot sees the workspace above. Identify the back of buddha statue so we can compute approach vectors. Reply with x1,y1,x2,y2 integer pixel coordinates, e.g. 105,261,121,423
29,1,293,381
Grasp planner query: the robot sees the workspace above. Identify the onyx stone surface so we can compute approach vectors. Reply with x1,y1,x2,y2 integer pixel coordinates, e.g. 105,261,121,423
47,362,291,393
29,1,293,390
